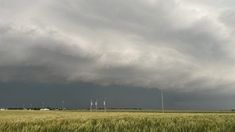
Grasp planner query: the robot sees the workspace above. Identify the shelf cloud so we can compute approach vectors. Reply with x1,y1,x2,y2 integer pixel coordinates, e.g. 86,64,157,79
1,0,235,92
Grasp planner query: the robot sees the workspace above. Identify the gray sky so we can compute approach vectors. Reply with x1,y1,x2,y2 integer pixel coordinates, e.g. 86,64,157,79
0,0,235,109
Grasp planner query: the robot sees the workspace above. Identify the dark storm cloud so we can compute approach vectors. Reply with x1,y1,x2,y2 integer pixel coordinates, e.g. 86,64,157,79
0,24,96,82
0,0,235,92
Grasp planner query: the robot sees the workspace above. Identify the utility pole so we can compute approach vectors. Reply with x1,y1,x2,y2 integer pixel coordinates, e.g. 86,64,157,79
95,101,98,111
103,100,106,112
161,88,164,113
90,99,93,112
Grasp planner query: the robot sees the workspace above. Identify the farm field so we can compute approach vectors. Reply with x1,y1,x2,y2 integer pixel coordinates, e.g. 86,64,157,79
0,110,235,132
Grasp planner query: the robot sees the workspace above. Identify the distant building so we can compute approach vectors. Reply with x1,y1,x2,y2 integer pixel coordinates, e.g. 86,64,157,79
40,108,50,111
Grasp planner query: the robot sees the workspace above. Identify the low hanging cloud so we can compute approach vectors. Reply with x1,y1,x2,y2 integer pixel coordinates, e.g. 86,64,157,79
0,0,235,92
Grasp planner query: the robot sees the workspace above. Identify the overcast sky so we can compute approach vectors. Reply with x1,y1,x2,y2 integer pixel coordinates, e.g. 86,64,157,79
0,0,235,109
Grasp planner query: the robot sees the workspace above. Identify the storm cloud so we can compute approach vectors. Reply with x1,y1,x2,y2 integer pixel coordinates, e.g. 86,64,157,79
1,0,235,92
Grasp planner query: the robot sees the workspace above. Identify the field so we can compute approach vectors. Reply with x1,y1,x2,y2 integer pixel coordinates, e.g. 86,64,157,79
0,110,235,132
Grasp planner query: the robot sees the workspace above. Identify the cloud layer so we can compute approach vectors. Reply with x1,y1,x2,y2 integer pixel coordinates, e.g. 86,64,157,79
1,0,235,92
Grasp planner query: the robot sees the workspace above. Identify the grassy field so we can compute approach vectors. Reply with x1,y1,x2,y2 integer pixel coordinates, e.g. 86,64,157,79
0,110,235,132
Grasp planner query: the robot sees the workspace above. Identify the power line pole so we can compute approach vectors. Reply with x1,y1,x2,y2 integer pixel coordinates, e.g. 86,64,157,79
103,100,106,112
90,99,93,112
161,88,164,113
95,100,98,111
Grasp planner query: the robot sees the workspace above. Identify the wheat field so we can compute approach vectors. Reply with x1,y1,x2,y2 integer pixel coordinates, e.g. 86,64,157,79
0,110,235,132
